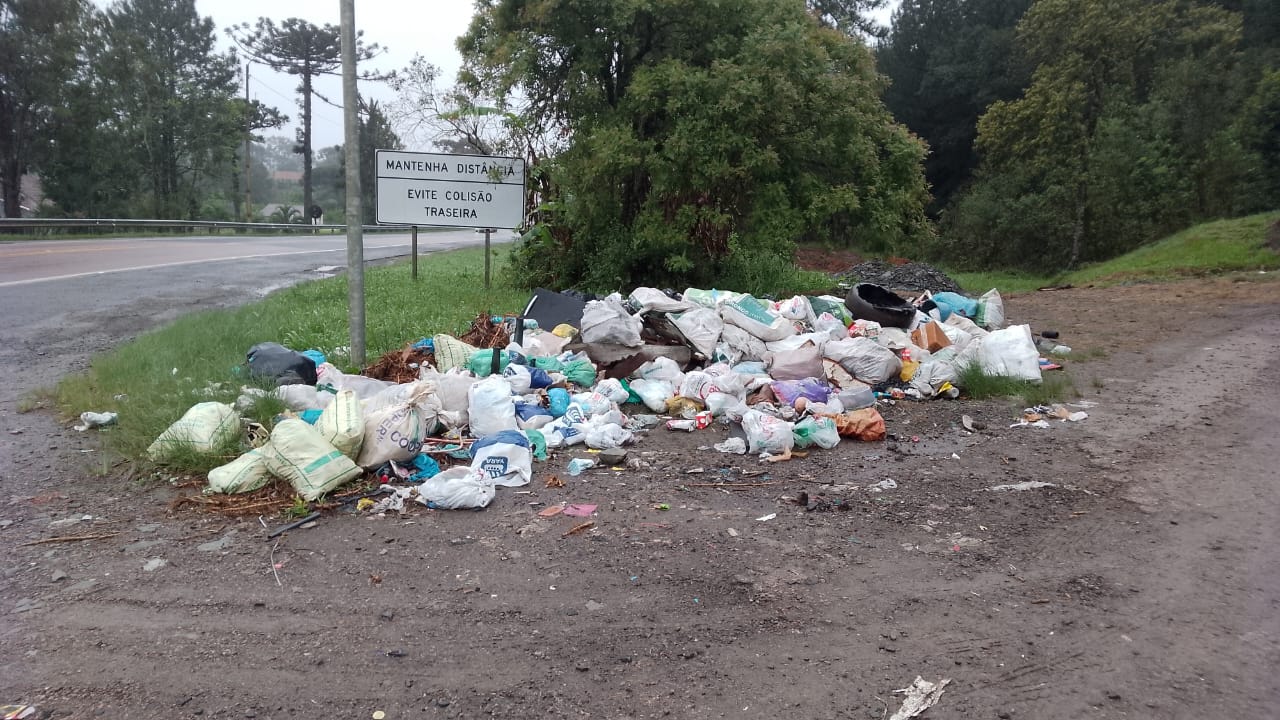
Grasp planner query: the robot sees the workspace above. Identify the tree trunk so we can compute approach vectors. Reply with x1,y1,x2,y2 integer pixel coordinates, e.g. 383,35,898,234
302,68,313,225
1068,181,1086,269
2,158,22,218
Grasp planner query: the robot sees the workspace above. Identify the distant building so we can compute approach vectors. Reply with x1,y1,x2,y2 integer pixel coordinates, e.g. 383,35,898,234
270,170,303,183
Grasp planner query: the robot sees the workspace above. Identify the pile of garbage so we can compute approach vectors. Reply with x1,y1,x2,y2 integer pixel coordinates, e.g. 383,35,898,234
150,281,1044,512
841,260,965,294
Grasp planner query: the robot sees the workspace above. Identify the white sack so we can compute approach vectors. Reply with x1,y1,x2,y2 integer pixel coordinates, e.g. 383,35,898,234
315,389,364,459
979,324,1042,382
147,402,241,460
669,307,723,357
467,376,519,438
262,419,362,501
207,449,272,494
824,337,902,385
581,294,643,347
420,466,495,509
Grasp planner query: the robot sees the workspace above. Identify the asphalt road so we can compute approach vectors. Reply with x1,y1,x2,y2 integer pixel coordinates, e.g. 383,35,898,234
0,228,505,404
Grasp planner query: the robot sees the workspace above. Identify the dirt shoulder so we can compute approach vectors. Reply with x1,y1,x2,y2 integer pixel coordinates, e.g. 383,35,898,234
2,275,1278,719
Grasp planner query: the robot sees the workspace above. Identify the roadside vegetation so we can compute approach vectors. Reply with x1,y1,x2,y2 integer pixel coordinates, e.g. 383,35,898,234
54,246,525,469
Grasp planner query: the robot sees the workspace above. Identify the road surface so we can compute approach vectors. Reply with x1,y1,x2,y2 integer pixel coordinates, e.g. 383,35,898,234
0,228,508,404
0,229,508,287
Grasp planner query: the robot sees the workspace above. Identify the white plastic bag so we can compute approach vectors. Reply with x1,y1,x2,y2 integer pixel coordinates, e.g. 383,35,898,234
569,391,615,418
629,287,694,313
717,324,768,364
147,402,241,460
275,384,331,411
633,356,685,383
469,430,533,487
467,376,519,438
543,418,587,447
793,416,840,449
976,289,1005,329
502,364,534,394
594,378,630,404
668,307,724,357
207,449,272,494
316,362,395,400
824,337,903,385
585,422,632,449
814,313,848,341
420,466,495,509
315,389,364,459
580,294,643,347
978,324,1041,382
629,378,674,412
356,383,440,468
262,419,362,501
741,409,795,455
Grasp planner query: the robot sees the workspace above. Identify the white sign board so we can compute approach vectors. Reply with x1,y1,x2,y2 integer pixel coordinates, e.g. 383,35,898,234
375,150,525,229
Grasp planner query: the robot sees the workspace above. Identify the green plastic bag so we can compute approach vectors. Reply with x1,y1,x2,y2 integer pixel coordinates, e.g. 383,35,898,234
808,296,852,326
562,359,597,387
525,429,548,461
621,378,643,405
531,357,564,372
468,349,512,377
793,416,840,449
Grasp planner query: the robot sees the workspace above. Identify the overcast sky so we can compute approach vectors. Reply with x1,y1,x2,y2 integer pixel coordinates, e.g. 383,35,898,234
91,1,897,149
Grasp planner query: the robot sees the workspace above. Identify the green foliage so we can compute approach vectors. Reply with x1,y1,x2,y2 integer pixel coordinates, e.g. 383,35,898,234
56,245,527,471
876,0,1034,213
464,0,931,292
0,0,90,218
957,362,1076,407
943,0,1265,272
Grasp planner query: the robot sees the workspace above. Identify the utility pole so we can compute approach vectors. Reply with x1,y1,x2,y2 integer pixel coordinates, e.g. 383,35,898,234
340,0,365,368
244,62,252,222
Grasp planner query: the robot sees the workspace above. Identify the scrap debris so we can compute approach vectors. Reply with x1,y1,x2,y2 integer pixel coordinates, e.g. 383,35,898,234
889,676,951,720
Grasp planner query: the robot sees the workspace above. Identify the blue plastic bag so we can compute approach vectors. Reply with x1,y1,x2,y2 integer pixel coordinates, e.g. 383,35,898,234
547,388,571,417
931,292,978,321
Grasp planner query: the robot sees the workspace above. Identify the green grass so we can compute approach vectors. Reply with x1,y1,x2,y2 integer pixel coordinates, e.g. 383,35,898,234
943,211,1280,292
1067,211,1280,284
957,362,1077,407
56,244,526,471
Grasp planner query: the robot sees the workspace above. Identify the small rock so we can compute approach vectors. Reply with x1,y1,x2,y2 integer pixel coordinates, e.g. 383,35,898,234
135,523,161,533
449,537,476,546
0,520,13,529
575,661,590,671
380,610,395,622
49,517,82,530
726,528,739,537
143,558,167,572
198,531,236,553
435,699,450,708
51,570,68,582
598,447,628,465
244,710,257,718
13,598,41,613
585,600,605,611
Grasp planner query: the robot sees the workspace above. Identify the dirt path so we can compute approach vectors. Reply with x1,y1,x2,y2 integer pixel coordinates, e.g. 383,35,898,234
1,276,1277,719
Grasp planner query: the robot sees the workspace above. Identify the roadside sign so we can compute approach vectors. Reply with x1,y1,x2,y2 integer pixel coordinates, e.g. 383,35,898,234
375,150,525,229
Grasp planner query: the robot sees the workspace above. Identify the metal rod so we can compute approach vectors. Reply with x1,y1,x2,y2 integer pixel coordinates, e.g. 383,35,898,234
483,228,492,289
411,226,418,280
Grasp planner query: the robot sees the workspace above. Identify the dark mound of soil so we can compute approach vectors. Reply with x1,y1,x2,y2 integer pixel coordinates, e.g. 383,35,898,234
841,259,964,294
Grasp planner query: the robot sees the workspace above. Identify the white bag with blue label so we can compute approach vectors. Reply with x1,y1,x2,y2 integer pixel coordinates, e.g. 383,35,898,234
468,430,533,487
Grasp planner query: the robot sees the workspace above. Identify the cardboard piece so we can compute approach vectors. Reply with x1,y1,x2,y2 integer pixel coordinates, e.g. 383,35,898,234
911,322,952,353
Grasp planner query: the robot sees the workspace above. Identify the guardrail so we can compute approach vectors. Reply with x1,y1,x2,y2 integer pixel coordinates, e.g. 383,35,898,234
0,217,422,236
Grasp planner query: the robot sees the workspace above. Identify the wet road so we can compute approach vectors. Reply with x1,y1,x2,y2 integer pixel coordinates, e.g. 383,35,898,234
0,229,502,287
0,228,508,400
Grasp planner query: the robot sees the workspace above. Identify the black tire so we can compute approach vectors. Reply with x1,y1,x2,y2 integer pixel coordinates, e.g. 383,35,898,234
844,283,915,329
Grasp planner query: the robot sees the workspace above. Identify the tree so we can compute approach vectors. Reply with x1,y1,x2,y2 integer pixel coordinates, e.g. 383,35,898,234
357,99,401,214
227,18,384,222
459,0,930,291
91,0,244,218
876,0,1033,213
0,0,89,217
807,0,889,39
945,0,1248,271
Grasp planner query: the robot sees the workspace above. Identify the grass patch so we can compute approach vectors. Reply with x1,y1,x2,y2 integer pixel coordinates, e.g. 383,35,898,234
957,362,1077,407
56,244,526,472
950,270,1061,295
1067,211,1280,285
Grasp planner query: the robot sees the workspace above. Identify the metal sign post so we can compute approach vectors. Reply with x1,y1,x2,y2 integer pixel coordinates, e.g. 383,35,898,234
411,226,418,280
484,228,492,289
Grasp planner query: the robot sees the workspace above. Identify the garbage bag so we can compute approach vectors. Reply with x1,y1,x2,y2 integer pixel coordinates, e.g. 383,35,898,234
207,449,271,494
432,334,478,372
547,387,572,417
814,312,848,341
824,408,886,441
468,349,515,377
824,337,902,385
316,362,395,400
421,466,495,509
978,324,1041,381
469,430,532,487
629,378,674,412
246,342,317,386
771,378,831,406
633,356,685,383
976,288,1006,329
468,376,520,438
570,391,615,417
585,422,632,449
716,324,767,365
668,307,723,357
741,409,795,455
262,419,362,501
704,392,748,418
315,389,364,460
629,287,694,313
147,402,241,460
561,358,598,387
420,368,478,425
773,296,815,323
930,291,978,321
594,378,630,404
721,295,796,342
581,294,643,347
275,384,332,412
765,341,824,381
682,287,747,308
793,416,840,449
808,295,853,326
356,382,441,468
543,417,587,447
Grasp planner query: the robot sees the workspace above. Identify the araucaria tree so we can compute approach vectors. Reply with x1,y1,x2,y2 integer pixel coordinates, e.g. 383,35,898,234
227,18,382,220
460,0,931,291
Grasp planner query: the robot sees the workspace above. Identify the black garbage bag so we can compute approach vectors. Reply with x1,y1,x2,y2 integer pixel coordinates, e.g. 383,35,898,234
844,283,916,329
246,342,318,386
